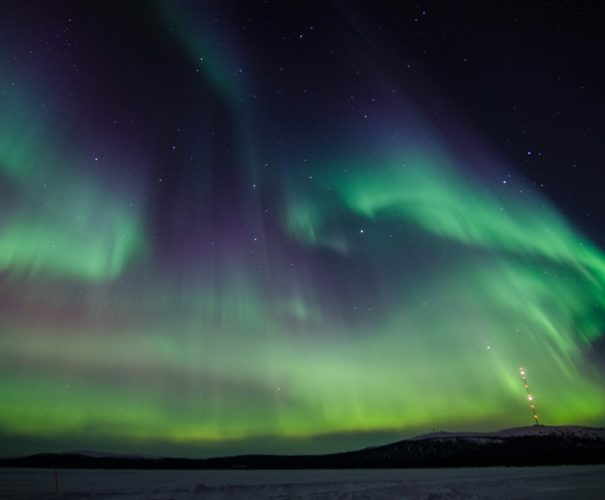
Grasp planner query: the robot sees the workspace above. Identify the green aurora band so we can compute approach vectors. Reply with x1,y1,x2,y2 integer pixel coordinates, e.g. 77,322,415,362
2,136,605,455
0,6,604,458
0,72,144,282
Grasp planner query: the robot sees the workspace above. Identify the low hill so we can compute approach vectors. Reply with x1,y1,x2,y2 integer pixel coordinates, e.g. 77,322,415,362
1,425,603,469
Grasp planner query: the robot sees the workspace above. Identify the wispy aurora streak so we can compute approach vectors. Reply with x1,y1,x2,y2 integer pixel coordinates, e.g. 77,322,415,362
0,71,144,281
0,1,604,457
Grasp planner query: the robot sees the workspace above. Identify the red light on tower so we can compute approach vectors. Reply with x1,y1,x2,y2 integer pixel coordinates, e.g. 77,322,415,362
519,367,540,426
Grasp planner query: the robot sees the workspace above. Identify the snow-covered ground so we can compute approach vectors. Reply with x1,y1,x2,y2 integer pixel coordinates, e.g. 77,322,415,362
1,465,604,499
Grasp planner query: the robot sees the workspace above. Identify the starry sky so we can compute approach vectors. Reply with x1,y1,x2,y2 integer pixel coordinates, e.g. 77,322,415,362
1,1,605,458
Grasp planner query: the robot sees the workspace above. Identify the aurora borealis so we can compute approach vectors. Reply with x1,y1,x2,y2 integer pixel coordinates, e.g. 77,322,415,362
1,1,604,458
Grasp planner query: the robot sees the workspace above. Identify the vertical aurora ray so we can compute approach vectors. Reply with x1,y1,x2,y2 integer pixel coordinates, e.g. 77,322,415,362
0,1,604,458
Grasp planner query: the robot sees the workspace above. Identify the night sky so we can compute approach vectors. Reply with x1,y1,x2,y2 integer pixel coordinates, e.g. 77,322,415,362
1,1,605,458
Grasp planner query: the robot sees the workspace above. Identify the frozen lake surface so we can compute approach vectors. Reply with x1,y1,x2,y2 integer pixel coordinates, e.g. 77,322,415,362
1,465,604,499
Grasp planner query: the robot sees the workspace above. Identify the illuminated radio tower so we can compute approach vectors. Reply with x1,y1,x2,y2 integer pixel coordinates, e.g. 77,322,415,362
519,367,540,426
